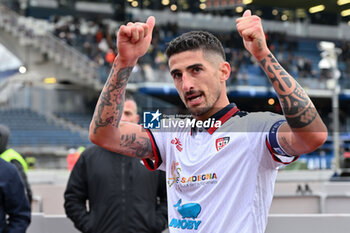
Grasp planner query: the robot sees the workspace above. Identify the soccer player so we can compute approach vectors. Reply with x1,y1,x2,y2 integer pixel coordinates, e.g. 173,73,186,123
89,10,327,233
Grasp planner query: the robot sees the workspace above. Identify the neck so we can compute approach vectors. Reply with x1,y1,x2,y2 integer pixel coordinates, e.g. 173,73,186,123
194,96,230,121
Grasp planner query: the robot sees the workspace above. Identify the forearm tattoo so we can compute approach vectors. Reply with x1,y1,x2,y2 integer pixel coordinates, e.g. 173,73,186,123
260,54,318,128
120,133,153,158
93,65,133,133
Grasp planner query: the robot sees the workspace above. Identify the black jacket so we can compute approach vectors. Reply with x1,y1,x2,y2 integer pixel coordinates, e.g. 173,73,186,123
0,158,31,233
0,125,32,204
64,145,168,233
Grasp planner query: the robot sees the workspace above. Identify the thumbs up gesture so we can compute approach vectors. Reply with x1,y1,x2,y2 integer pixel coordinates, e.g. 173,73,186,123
236,10,270,61
117,16,156,65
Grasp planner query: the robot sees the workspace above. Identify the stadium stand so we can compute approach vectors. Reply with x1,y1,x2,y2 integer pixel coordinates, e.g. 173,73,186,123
55,112,91,129
0,108,91,148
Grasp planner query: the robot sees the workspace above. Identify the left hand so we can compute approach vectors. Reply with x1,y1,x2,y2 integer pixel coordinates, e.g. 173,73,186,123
236,10,270,61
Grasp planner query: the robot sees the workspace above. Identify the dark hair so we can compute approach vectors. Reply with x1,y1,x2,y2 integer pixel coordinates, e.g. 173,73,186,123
125,91,135,102
124,91,138,112
165,31,226,60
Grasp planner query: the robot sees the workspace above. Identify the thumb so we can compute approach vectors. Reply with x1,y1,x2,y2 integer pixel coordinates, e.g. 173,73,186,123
146,16,156,33
243,9,251,17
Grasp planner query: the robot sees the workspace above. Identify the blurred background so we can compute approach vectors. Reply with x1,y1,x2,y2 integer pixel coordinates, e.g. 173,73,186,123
1,0,350,232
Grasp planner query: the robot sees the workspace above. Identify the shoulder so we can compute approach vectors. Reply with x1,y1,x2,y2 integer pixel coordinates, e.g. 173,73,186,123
0,158,18,179
241,111,280,119
0,158,16,172
82,144,112,155
227,111,284,132
150,117,191,135
229,110,271,122
244,111,284,125
81,144,124,160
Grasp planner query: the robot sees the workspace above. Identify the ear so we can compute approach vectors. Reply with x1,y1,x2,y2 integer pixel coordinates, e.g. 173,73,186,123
219,61,231,82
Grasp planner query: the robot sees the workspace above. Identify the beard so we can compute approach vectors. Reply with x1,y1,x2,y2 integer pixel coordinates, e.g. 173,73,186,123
188,105,212,117
184,87,221,118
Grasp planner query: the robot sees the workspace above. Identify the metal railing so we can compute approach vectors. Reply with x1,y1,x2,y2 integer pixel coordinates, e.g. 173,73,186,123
0,4,102,89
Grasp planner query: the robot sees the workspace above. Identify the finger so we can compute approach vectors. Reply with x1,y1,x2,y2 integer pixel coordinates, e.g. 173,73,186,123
236,11,251,24
131,26,140,43
236,25,243,38
146,16,155,35
137,25,145,41
142,24,149,38
243,9,251,17
241,27,257,42
135,22,148,38
118,25,131,38
236,15,261,33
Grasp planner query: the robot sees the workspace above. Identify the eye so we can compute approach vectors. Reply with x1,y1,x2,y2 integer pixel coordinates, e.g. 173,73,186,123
192,66,202,73
172,72,182,80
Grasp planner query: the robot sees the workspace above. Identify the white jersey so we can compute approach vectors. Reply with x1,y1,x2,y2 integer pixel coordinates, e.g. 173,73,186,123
143,104,299,233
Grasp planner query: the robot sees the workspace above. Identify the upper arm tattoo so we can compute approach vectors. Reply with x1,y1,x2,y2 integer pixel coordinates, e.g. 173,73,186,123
93,66,133,134
260,54,318,128
120,133,153,158
280,136,298,155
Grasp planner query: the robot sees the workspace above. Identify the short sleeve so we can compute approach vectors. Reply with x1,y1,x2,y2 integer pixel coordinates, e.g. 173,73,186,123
142,128,165,171
142,118,174,171
245,112,299,168
142,118,189,171
266,119,300,165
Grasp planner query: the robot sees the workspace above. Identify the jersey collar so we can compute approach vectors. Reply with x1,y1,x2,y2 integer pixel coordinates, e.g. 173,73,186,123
191,103,240,135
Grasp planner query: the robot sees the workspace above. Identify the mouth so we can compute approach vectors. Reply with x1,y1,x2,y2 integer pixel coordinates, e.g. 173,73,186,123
186,92,203,106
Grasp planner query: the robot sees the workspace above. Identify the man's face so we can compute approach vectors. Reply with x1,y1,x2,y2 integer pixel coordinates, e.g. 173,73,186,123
121,100,139,123
168,49,229,119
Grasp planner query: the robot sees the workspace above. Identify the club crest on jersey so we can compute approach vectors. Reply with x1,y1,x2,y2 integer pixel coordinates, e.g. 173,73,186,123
171,137,183,152
215,137,230,151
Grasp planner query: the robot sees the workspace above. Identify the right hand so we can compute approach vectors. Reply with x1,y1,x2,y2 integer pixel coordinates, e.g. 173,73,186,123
236,10,269,61
117,16,155,65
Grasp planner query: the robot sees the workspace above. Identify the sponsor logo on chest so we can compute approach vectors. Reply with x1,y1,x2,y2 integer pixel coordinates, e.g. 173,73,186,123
169,199,202,231
171,137,183,152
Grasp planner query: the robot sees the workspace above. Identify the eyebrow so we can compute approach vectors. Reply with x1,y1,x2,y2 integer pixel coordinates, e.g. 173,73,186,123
170,63,203,76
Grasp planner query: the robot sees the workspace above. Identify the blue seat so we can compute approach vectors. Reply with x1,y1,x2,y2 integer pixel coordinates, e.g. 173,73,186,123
1,109,91,147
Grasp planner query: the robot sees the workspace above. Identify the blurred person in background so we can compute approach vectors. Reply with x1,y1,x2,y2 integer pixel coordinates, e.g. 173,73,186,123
66,146,86,171
0,157,31,232
0,124,33,204
89,10,327,233
64,93,168,233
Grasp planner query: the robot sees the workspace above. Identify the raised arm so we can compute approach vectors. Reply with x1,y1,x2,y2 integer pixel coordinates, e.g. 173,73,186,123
89,16,156,159
236,10,327,155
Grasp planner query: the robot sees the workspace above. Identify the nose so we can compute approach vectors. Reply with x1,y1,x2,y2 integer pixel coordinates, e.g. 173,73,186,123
182,73,194,93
